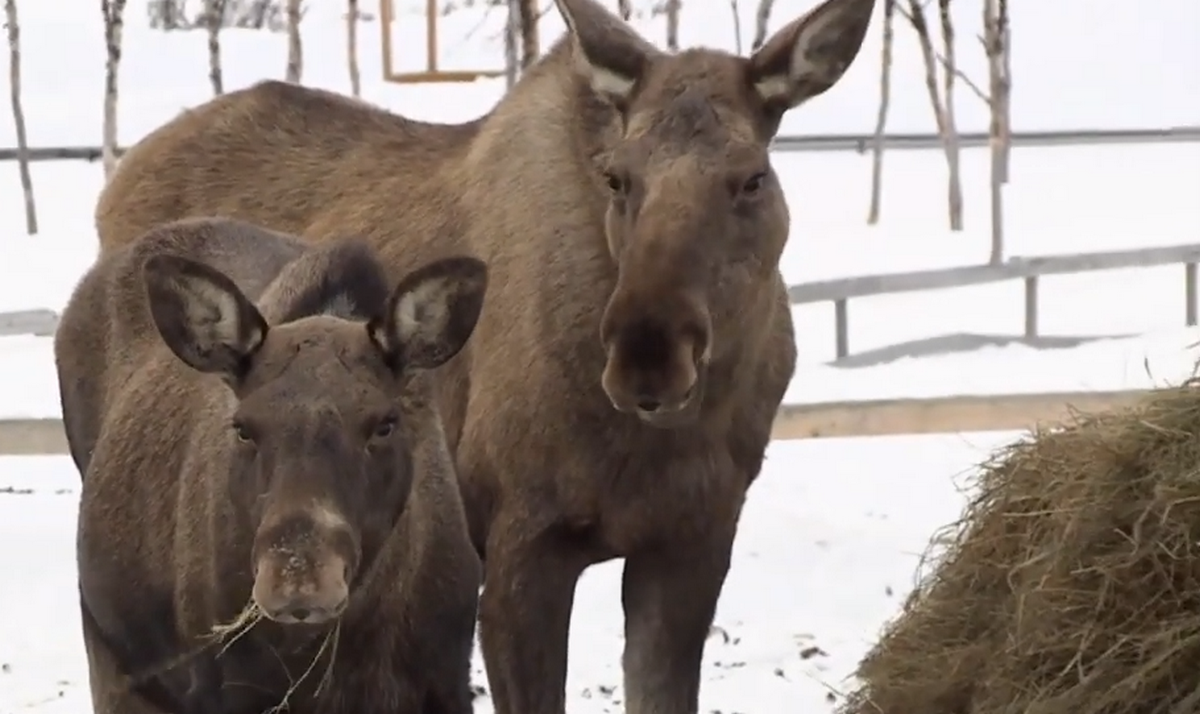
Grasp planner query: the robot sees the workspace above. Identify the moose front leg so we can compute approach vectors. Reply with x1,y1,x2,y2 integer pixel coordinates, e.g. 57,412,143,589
80,608,174,714
478,514,590,714
620,533,736,714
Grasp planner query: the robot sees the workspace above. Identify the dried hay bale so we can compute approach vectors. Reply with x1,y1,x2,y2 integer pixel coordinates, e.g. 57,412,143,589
841,383,1200,714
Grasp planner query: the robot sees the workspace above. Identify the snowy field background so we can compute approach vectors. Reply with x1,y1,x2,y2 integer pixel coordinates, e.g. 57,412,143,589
0,0,1197,711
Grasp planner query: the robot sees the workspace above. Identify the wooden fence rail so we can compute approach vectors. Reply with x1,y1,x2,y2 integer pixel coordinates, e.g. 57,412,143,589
6,244,1200,355
2,125,1198,162
0,308,58,338
0,388,1165,454
789,245,1200,360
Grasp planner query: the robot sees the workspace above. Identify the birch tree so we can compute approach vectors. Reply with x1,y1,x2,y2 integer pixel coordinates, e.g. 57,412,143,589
504,0,519,89
729,0,743,54
517,0,538,69
284,0,302,83
102,0,128,180
983,0,1011,263
985,0,1010,183
664,0,680,50
205,0,226,95
901,0,963,231
750,0,776,51
159,0,182,30
346,0,360,97
4,0,36,234
866,0,896,225
935,0,962,231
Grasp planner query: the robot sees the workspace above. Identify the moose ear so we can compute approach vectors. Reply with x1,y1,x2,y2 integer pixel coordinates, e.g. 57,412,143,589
748,0,875,114
143,254,267,383
369,257,488,372
553,0,661,108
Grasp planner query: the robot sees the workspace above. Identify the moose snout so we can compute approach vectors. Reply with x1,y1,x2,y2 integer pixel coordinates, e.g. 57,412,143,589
599,291,711,426
251,509,357,625
252,551,350,624
250,547,350,624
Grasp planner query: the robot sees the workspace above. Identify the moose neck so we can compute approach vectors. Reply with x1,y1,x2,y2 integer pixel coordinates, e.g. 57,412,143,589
475,36,622,210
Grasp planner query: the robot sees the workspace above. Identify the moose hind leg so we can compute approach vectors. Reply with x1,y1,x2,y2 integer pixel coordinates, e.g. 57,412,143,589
620,534,736,714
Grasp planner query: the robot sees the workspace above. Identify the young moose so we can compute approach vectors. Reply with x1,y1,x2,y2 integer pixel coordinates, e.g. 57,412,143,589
55,218,487,714
92,0,876,711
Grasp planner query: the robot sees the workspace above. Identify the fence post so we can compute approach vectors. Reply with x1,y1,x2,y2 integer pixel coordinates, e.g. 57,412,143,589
1186,263,1198,327
834,298,849,360
1023,276,1039,339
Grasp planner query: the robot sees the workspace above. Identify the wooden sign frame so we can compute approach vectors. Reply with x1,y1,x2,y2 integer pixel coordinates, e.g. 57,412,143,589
379,0,506,84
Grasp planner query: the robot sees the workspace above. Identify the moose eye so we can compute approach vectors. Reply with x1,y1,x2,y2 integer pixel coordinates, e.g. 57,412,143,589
603,172,625,194
741,172,768,195
372,414,399,439
231,420,254,443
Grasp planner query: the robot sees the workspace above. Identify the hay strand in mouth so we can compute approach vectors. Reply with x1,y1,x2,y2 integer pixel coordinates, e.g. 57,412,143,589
205,599,264,657
120,598,264,694
267,622,342,713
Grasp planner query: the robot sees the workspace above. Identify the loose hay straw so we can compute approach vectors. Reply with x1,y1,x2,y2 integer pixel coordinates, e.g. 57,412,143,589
128,597,341,711
204,598,344,711
841,382,1200,714
205,599,264,657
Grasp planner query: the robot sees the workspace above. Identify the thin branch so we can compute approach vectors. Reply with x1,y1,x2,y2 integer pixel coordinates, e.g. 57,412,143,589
895,5,989,104
936,51,987,103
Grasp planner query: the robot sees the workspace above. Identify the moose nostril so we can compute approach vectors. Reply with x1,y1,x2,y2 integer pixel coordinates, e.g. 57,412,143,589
636,398,662,413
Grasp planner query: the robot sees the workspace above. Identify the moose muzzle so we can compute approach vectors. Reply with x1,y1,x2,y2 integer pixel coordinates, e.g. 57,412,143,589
600,285,711,427
250,504,357,625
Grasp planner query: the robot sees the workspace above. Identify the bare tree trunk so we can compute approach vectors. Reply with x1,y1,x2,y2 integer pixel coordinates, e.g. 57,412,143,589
984,0,1010,263
503,0,519,89
284,0,302,83
4,0,36,234
616,0,631,20
904,0,962,231
102,0,127,181
517,0,538,68
161,0,179,30
205,0,225,95
751,0,777,51
936,0,963,231
729,0,743,54
346,0,360,97
664,0,680,51
866,0,895,225
997,0,1010,183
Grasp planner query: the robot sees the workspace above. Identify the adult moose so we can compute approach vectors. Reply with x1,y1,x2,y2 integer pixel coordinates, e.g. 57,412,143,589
93,0,876,710
56,218,487,714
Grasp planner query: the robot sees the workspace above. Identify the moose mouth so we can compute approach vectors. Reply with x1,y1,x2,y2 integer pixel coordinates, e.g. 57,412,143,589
263,599,349,626
631,370,707,429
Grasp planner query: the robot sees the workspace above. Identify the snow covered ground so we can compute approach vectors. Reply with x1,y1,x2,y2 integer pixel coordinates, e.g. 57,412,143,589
0,433,1013,713
0,0,1197,711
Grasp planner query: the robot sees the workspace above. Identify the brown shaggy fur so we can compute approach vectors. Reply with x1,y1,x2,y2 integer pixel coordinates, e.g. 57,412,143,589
91,0,875,711
56,217,488,714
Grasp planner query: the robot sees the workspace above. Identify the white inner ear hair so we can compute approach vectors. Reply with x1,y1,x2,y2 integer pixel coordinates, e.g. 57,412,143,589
575,50,637,100
323,293,357,318
753,9,844,104
186,279,255,348
589,64,637,100
394,279,452,344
